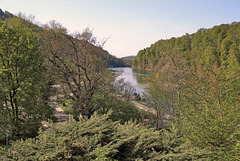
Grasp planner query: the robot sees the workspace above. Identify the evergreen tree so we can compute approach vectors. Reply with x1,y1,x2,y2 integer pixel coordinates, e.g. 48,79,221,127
1,112,209,160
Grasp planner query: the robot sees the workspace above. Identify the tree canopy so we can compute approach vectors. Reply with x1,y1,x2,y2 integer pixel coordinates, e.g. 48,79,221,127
133,22,240,72
0,18,53,138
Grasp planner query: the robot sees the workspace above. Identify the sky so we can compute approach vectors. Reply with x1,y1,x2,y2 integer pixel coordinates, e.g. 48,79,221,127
1,0,240,57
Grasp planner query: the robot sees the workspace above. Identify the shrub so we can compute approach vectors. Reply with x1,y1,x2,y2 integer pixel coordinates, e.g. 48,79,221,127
1,112,209,160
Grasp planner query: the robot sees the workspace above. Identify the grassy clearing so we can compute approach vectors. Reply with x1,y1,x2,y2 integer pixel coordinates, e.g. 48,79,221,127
56,97,75,115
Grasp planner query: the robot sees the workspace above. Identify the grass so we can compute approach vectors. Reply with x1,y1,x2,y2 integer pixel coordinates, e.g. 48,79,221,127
56,97,75,115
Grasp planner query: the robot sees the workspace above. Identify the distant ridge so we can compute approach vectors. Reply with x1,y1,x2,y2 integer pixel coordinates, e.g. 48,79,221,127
0,8,13,20
0,9,4,16
120,55,136,67
121,55,136,60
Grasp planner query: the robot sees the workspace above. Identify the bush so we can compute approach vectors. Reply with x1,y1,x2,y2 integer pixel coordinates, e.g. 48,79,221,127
1,112,210,160
92,93,155,125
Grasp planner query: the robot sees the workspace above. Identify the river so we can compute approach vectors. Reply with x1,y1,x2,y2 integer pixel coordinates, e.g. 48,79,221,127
110,67,151,93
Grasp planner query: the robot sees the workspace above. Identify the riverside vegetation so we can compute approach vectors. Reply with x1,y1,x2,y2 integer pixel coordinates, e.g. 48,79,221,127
0,9,240,160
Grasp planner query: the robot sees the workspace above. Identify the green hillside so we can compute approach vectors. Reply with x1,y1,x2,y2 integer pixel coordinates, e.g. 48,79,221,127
0,9,126,68
133,22,240,71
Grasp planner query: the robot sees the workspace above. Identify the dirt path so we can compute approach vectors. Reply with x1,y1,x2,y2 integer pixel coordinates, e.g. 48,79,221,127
50,95,69,123
130,100,157,115
130,100,172,128
42,96,68,130
130,99,172,121
117,95,157,115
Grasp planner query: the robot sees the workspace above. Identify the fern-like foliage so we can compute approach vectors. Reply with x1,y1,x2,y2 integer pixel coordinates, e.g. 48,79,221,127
1,112,209,160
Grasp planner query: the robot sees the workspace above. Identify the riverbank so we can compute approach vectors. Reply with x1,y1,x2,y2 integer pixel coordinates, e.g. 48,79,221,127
110,67,150,93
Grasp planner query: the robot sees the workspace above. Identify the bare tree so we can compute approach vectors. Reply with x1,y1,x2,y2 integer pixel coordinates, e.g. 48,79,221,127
123,81,136,101
42,21,106,119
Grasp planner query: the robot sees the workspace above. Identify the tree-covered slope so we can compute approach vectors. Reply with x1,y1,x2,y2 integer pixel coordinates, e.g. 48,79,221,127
132,22,240,71
121,55,136,67
0,9,13,20
0,8,126,68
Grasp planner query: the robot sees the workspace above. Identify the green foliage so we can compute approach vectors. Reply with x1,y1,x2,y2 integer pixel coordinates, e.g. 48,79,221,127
92,88,155,124
0,18,53,139
57,97,75,115
2,10,239,160
0,9,13,20
1,112,209,160
90,71,155,124
133,21,240,160
121,56,136,67
105,54,128,67
133,22,240,71
1,112,155,160
178,66,240,159
152,123,210,160
144,74,173,128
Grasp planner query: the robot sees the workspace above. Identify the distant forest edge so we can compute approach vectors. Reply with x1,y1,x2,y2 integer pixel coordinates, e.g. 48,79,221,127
132,22,240,71
105,55,135,67
0,8,130,68
0,8,13,20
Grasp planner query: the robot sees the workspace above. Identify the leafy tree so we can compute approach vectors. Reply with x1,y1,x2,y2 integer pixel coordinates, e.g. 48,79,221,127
144,74,171,129
144,52,190,129
133,22,240,72
0,19,52,139
133,21,240,159
91,72,154,124
91,70,124,112
178,66,240,159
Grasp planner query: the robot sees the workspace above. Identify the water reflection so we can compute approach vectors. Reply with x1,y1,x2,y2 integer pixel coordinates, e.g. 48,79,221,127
110,67,151,93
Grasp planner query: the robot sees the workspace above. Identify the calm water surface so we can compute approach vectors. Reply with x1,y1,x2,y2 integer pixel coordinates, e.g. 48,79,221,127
110,67,151,93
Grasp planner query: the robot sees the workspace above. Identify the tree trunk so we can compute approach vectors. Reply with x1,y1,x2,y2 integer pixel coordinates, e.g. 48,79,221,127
172,90,175,118
156,110,159,129
9,94,15,122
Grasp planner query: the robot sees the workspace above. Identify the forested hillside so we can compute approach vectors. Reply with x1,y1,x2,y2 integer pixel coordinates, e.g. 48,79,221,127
133,22,240,71
121,55,136,67
132,21,240,160
0,9,126,68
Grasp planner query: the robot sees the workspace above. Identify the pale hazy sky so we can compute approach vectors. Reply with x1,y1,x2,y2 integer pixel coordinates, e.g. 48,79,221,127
1,0,240,57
